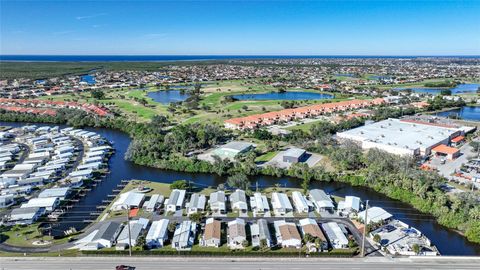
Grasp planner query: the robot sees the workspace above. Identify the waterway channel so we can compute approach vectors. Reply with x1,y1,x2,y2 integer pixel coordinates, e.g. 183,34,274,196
1,121,479,255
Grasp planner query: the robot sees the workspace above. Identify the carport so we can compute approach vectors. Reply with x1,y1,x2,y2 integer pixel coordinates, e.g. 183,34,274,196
432,144,460,160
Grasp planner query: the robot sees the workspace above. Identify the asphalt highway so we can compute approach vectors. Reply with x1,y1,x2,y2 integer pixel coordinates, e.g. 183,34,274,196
1,257,479,270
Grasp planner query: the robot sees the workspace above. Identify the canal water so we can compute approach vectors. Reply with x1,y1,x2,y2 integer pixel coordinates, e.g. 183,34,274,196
436,106,480,122
1,121,479,255
394,83,479,95
232,91,333,101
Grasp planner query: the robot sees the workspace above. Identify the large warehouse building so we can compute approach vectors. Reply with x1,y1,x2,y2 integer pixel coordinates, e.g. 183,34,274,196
336,118,465,157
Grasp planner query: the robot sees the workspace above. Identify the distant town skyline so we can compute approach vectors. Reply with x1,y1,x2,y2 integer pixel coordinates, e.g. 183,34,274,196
1,0,479,55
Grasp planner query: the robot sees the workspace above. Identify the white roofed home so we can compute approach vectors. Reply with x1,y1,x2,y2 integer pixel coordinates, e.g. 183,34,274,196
227,218,247,249
337,196,361,216
250,192,270,215
358,207,393,225
271,192,293,216
8,207,45,225
201,218,222,247
321,222,349,249
21,197,59,212
144,194,164,213
230,189,248,214
250,219,272,248
38,187,70,200
172,220,197,251
0,194,14,208
187,193,206,215
165,189,186,213
117,221,144,248
146,219,170,248
291,191,310,213
309,189,334,213
209,190,226,215
273,220,302,249
111,191,145,211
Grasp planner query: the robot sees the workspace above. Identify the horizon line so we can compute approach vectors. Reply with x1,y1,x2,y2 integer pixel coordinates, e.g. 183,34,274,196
1,54,480,57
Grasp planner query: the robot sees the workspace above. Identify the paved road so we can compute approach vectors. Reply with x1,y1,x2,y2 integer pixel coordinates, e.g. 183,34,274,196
1,256,479,270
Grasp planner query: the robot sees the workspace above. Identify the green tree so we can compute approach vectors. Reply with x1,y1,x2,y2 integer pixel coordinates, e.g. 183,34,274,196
303,233,315,244
170,180,189,190
412,243,420,254
91,90,105,99
373,234,381,243
189,212,204,223
168,222,177,233
227,173,250,190
259,239,268,249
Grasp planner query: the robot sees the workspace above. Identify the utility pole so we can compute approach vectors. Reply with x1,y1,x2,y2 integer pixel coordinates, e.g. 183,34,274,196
361,200,369,257
124,204,132,257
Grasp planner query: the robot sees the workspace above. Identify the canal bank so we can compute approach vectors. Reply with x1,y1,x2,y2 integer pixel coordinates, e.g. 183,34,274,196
0,121,479,255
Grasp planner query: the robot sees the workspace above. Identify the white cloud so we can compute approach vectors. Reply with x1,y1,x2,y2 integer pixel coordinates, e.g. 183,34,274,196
76,13,107,20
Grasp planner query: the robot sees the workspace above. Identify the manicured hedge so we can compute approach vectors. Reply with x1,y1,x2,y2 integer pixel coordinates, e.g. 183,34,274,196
82,248,357,257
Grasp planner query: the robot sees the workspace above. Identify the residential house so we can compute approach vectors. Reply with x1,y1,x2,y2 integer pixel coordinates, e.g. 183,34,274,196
187,193,206,215
250,219,272,248
299,218,328,252
321,222,349,249
209,191,226,215
230,189,248,214
273,220,302,249
250,192,270,215
201,218,222,247
291,191,310,213
227,218,247,249
165,189,186,213
271,192,293,216
172,220,196,251
146,219,170,248
309,189,334,213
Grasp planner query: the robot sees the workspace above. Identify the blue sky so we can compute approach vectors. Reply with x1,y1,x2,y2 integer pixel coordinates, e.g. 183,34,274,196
1,0,479,55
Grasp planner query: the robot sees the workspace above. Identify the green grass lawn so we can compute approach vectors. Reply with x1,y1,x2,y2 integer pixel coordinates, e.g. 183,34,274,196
286,119,324,132
0,224,72,248
255,151,278,163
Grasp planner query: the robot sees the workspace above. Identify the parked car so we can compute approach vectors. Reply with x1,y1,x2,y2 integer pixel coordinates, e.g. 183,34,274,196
115,265,135,270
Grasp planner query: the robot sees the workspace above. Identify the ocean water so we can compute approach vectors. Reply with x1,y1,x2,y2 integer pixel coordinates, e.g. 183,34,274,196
1,55,478,62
